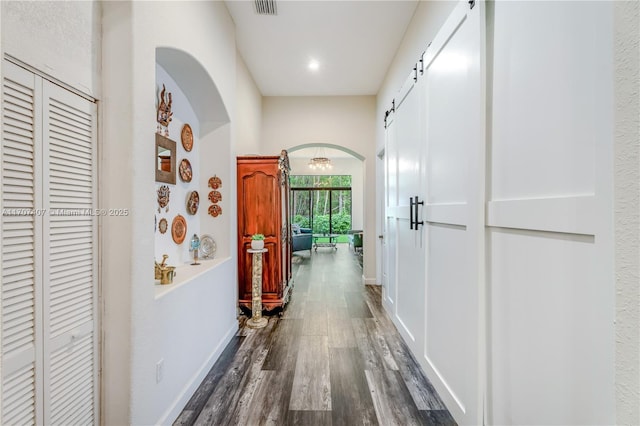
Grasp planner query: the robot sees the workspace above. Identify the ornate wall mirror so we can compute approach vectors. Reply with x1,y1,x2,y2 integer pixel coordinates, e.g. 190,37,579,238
156,133,176,184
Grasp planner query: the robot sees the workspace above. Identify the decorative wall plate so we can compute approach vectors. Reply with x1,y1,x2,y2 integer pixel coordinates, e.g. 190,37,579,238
181,124,193,152
179,158,193,182
208,204,222,217
171,215,187,244
157,185,170,212
208,175,222,189
187,191,200,215
199,234,216,259
208,190,222,203
158,218,168,234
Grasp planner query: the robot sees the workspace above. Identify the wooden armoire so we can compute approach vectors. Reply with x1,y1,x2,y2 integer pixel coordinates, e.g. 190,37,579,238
237,151,292,312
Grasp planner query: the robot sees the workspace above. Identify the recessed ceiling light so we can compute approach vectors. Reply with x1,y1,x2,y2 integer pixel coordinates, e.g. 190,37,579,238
308,59,320,71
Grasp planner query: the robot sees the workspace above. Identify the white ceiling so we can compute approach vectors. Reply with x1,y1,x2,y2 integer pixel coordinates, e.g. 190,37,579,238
225,0,418,96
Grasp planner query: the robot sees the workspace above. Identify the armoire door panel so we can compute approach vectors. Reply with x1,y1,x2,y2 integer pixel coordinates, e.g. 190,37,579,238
240,171,279,238
237,154,291,312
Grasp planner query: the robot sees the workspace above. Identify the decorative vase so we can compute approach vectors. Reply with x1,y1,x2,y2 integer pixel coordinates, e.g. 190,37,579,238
251,240,264,250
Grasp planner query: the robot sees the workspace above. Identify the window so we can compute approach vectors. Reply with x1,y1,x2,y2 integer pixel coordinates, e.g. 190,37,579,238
290,175,351,238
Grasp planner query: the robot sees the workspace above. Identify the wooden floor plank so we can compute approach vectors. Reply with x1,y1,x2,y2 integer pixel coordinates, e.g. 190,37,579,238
286,410,333,426
193,320,275,425
173,335,245,426
328,306,357,348
239,369,296,426
281,292,306,319
385,331,447,410
365,369,425,426
302,300,329,336
329,347,378,426
261,319,302,371
345,291,374,318
289,335,332,410
306,279,325,302
419,409,458,425
352,318,399,371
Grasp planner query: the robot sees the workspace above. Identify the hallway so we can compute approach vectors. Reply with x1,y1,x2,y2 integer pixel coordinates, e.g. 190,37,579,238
174,245,456,425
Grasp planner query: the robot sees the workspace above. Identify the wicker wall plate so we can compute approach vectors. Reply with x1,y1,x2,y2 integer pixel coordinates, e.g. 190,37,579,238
179,158,192,182
171,215,187,244
181,124,193,152
187,191,199,215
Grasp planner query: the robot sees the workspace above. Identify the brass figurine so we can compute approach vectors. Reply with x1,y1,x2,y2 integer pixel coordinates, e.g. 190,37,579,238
155,254,176,284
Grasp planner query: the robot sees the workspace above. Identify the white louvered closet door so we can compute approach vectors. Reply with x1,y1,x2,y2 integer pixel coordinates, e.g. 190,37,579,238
1,60,98,426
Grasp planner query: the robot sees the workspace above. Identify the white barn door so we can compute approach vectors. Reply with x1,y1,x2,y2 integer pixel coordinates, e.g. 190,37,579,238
383,1,485,424
420,1,485,424
487,2,615,424
384,64,428,354
1,60,99,425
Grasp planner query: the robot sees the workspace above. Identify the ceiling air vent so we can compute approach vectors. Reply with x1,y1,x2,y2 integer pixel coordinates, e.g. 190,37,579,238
254,0,277,15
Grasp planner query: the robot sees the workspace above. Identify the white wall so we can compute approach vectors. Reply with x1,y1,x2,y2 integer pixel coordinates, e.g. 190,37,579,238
102,2,240,424
261,96,377,283
289,157,364,231
614,1,640,424
236,52,262,155
1,0,100,97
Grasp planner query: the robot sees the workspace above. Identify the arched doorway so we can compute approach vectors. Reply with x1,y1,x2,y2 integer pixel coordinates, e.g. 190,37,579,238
288,144,365,264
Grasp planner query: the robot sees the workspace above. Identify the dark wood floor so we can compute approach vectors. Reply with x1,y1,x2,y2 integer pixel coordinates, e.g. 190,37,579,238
174,244,456,426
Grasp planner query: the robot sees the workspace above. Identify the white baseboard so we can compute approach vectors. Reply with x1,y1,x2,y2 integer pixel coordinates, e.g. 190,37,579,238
362,275,378,285
158,321,237,425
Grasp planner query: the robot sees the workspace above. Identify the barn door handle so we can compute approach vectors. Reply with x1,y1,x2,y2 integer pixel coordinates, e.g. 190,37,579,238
410,197,415,230
413,196,424,230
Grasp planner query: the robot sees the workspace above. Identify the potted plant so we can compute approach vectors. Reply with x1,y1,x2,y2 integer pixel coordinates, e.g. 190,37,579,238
251,233,265,250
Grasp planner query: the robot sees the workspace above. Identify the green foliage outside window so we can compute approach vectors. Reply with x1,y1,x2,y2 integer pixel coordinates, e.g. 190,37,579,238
290,175,353,237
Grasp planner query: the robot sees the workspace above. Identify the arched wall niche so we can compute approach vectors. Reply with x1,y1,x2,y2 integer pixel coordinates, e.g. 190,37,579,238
154,46,233,261
156,47,229,135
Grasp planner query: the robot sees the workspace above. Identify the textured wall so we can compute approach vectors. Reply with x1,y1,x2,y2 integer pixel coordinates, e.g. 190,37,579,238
2,1,100,96
614,1,640,424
